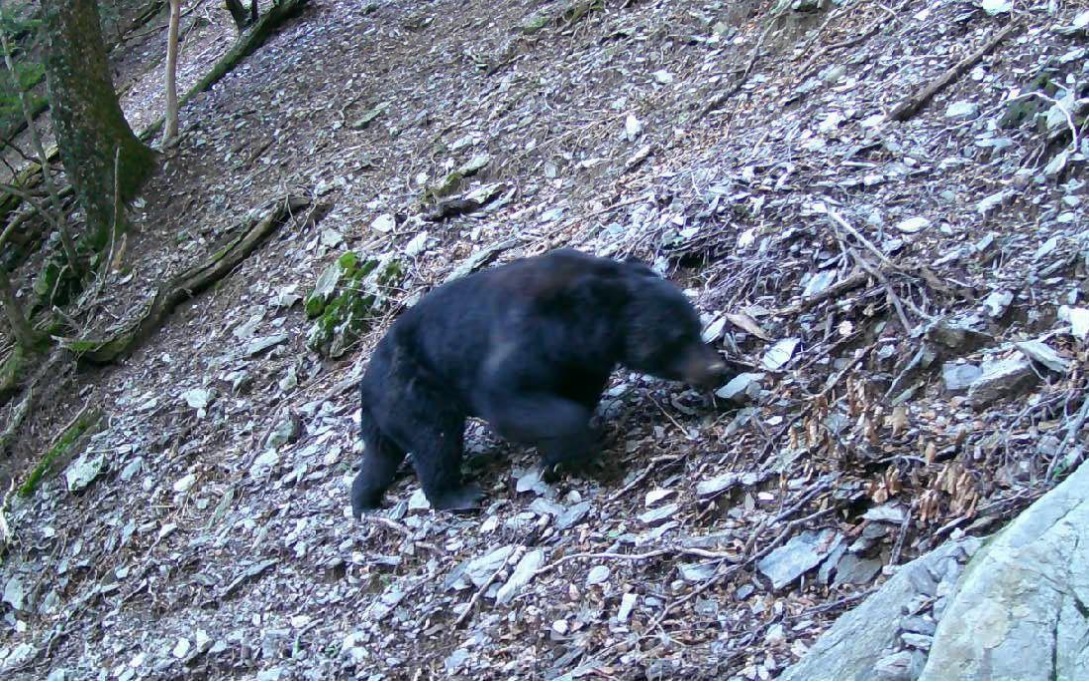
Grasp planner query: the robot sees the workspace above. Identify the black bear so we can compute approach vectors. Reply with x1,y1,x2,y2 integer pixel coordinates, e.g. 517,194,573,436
351,248,727,515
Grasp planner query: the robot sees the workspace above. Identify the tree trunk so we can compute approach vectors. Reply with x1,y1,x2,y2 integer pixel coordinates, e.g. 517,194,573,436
0,7,81,275
40,0,157,249
161,0,180,146
0,265,38,349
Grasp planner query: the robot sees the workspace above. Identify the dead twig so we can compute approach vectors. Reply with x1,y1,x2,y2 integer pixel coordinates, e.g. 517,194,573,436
776,269,870,315
534,545,739,579
887,501,914,567
1046,393,1089,481
646,505,838,631
823,208,914,332
606,453,684,504
1008,90,1082,151
795,2,904,84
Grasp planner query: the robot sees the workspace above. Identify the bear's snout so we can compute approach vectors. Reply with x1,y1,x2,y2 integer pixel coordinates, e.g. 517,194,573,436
680,345,729,389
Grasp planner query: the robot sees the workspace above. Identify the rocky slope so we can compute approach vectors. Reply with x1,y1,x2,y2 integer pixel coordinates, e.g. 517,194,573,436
1,0,1087,678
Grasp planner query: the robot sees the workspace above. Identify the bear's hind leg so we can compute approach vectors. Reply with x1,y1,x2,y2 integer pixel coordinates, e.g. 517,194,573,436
390,379,481,511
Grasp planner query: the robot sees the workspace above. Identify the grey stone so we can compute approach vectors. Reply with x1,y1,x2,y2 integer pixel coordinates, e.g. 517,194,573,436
65,454,106,493
967,356,1038,407
982,290,1014,318
920,460,1089,680
586,565,610,586
900,632,933,649
926,321,993,352
779,537,981,680
1015,340,1070,373
495,549,543,605
872,650,916,681
715,372,765,403
637,503,679,527
831,553,883,588
942,362,981,394
899,615,936,636
678,562,716,583
696,470,765,498
617,592,638,623
757,529,843,590
945,101,979,118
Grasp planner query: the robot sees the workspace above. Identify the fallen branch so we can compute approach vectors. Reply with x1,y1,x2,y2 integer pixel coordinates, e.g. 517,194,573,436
776,269,870,315
888,20,1022,122
533,544,740,580
823,208,914,332
60,195,314,364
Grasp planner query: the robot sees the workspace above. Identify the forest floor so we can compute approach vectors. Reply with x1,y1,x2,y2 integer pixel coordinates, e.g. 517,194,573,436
1,0,1087,678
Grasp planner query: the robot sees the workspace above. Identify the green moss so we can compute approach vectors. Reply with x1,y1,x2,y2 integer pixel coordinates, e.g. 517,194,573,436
32,259,61,299
521,13,550,33
560,0,603,24
424,171,465,202
19,410,101,497
306,253,403,357
65,339,105,353
338,251,359,271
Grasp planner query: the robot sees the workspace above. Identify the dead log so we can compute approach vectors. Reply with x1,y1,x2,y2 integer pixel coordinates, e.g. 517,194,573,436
888,21,1021,123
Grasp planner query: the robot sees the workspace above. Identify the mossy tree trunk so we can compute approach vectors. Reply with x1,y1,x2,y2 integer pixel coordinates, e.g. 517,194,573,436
0,264,39,349
40,0,156,249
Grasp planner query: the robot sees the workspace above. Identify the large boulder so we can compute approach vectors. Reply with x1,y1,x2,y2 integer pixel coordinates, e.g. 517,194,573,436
920,460,1089,680
780,536,981,680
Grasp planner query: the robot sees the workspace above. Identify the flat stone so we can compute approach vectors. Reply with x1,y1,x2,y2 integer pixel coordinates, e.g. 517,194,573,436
757,529,844,590
715,372,764,403
967,356,1038,407
495,549,544,605
926,321,993,352
942,362,981,394
832,553,883,587
1015,340,1070,373
637,503,679,527
945,101,979,118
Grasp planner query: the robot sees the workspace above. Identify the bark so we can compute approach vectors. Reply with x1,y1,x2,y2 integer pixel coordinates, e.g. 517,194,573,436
40,0,156,248
0,264,38,348
161,0,180,146
224,0,257,31
0,8,80,274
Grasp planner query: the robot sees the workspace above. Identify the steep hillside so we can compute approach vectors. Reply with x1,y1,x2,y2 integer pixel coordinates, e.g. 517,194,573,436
1,0,1086,678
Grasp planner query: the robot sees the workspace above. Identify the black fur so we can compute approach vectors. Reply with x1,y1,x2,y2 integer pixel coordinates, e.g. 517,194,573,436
351,249,726,514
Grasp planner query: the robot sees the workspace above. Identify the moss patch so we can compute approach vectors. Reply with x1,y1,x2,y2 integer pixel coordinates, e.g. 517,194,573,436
306,252,404,357
19,409,102,498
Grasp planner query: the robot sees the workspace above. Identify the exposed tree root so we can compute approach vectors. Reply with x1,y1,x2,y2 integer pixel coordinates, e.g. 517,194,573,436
61,194,315,364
